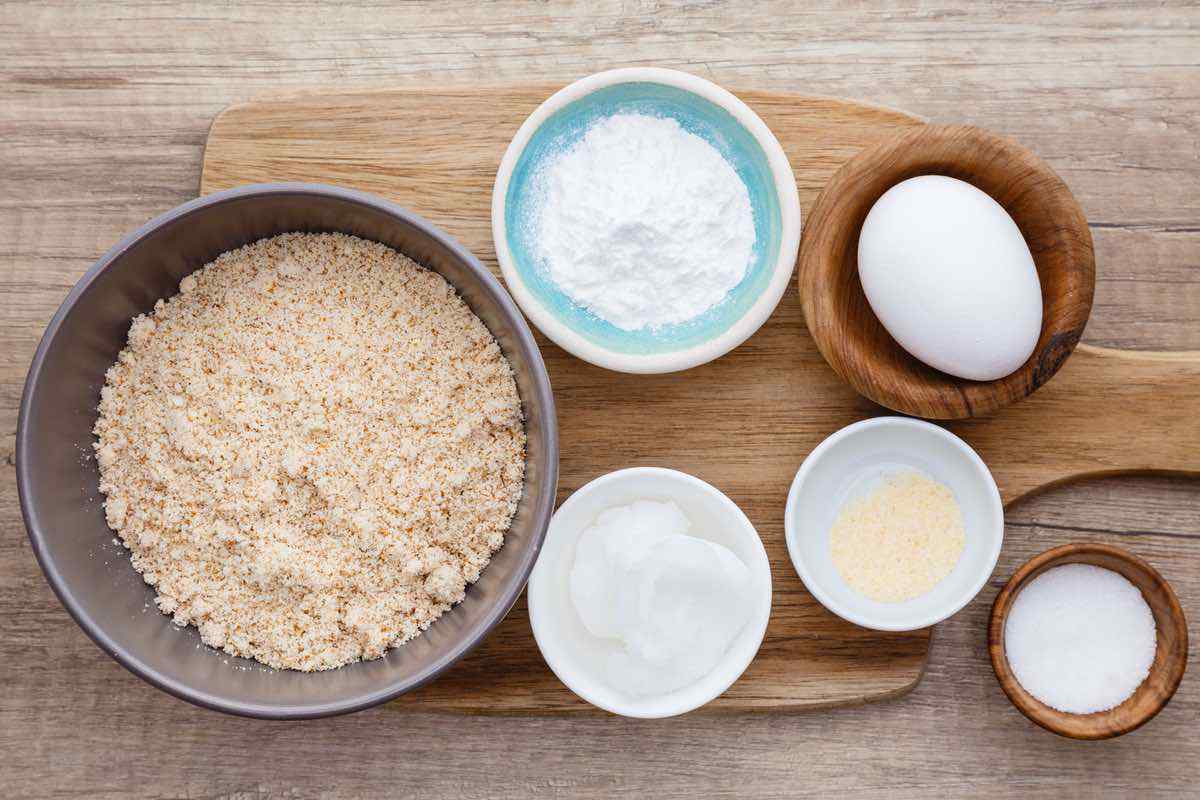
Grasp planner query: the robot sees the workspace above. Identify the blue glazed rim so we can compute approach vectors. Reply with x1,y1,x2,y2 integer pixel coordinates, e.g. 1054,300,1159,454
505,83,780,356
493,68,802,374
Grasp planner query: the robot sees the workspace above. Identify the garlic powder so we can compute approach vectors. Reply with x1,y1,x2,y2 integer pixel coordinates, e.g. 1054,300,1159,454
830,471,965,603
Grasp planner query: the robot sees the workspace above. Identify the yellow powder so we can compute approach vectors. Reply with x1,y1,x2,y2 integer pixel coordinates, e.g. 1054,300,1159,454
829,471,965,603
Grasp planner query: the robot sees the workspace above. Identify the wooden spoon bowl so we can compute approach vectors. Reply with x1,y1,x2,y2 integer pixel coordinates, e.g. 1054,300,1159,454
798,124,1095,419
989,543,1188,740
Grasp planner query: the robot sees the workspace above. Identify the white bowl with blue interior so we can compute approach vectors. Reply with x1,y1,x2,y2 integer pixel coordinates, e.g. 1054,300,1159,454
492,68,802,374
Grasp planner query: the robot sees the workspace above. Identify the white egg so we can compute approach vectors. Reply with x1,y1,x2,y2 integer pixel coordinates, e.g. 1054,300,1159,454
857,175,1043,381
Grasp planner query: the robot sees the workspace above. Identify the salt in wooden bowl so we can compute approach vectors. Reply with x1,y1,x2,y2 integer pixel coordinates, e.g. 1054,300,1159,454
988,543,1188,740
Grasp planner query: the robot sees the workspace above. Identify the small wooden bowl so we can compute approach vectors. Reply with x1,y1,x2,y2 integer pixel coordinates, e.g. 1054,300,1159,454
798,124,1095,419
989,543,1188,740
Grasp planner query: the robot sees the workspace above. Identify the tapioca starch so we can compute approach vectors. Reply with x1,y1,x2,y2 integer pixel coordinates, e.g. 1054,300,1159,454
532,113,755,331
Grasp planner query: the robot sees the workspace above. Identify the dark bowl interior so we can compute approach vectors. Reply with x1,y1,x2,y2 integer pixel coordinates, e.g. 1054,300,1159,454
16,183,558,718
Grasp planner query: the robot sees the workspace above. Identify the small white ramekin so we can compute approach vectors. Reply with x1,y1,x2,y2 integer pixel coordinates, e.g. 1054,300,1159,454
527,467,772,718
492,68,802,374
785,417,1004,632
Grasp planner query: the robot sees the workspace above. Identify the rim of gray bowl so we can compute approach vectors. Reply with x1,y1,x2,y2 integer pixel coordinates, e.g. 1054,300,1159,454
16,182,559,719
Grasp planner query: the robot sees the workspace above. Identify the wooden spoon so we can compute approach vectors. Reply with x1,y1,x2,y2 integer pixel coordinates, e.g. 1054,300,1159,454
798,124,1095,419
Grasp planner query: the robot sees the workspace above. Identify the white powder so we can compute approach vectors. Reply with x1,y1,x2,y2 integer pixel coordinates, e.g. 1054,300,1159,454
1005,563,1157,714
532,113,755,331
568,500,754,697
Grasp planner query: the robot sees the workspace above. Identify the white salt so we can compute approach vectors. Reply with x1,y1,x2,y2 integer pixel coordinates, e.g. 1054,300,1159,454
1005,563,1157,714
568,499,754,697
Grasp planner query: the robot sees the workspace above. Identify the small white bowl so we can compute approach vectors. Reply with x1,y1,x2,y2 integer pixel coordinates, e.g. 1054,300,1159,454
528,467,772,718
492,67,802,374
784,417,1003,631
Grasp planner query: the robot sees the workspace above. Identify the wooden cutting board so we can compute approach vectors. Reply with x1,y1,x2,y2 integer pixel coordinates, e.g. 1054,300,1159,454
200,86,1200,713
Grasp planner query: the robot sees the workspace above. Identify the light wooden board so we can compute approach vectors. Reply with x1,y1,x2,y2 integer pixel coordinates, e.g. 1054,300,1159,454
203,87,933,711
200,86,1199,713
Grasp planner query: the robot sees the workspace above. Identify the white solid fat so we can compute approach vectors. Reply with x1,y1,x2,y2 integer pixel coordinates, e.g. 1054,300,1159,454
857,175,1043,382
1004,563,1157,715
568,500,688,640
532,113,755,331
568,499,755,697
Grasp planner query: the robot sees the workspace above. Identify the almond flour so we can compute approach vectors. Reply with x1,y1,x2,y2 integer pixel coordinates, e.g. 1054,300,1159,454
93,232,526,671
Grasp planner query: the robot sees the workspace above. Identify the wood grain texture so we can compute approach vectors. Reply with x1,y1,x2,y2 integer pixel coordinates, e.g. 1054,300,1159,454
200,87,1200,715
988,543,1188,740
952,345,1200,505
202,86,933,712
3,1,1199,797
799,124,1096,419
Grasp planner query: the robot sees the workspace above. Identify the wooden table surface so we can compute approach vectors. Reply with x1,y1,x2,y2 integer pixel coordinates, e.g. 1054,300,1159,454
3,2,1197,797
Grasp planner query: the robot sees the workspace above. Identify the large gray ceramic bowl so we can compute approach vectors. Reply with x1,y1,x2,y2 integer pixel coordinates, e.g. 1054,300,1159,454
16,183,559,718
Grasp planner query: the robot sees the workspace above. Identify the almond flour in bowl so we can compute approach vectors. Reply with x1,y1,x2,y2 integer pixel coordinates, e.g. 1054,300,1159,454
92,232,526,671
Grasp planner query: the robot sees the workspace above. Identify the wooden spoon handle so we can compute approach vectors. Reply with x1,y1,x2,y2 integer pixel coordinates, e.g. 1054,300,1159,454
947,344,1200,507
